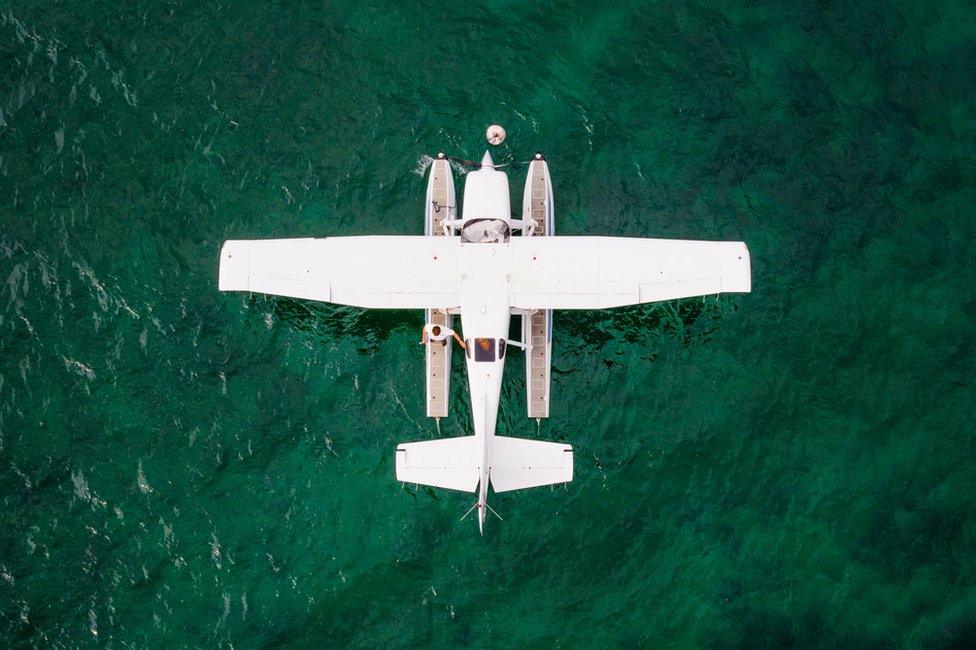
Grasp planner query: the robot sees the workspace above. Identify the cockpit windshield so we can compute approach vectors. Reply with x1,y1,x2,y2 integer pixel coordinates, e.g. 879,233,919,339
460,218,510,244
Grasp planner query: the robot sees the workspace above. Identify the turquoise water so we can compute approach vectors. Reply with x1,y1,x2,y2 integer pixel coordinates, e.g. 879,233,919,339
2,1,975,646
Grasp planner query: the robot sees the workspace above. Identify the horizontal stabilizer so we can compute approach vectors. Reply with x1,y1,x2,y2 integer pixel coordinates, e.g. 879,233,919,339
396,436,479,493
489,436,573,493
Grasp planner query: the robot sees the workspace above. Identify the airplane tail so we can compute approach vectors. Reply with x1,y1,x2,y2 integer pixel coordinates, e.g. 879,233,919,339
395,435,573,495
489,436,573,493
396,436,479,492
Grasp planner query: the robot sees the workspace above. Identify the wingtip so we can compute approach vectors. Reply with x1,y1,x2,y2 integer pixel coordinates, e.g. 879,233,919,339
218,240,249,292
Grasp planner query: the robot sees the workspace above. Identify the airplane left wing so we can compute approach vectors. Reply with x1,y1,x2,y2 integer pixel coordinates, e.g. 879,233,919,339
219,236,461,309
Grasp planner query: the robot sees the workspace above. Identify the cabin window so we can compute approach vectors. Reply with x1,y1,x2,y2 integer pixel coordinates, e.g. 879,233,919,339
473,338,496,362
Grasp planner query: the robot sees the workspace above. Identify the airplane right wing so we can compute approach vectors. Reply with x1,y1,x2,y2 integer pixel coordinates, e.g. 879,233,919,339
507,236,750,310
219,236,462,309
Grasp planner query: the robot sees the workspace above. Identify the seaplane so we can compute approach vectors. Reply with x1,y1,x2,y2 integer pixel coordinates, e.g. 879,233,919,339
218,126,751,533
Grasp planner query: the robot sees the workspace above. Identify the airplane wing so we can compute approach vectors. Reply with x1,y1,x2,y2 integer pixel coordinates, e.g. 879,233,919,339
507,237,750,309
218,236,461,309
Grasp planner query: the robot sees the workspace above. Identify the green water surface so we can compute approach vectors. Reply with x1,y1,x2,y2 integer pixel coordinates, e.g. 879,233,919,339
1,1,975,647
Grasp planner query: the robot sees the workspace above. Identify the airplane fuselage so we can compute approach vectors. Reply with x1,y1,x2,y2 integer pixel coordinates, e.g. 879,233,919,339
456,154,514,533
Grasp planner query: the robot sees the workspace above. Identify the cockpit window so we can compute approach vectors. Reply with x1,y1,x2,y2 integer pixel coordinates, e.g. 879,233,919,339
460,218,510,244
464,338,507,362
466,338,497,362
474,338,496,362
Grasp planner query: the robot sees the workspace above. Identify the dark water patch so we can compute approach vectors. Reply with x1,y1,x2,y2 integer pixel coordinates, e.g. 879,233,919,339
270,296,418,350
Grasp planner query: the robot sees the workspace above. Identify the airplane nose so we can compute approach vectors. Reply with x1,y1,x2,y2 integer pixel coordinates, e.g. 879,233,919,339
480,151,494,169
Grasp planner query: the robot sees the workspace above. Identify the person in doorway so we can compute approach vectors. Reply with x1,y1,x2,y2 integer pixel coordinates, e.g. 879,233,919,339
420,323,465,349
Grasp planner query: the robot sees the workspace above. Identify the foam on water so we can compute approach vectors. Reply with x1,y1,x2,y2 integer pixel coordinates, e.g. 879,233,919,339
412,154,434,178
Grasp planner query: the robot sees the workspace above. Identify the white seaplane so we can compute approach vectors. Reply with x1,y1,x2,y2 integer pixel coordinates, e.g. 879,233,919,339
219,128,751,533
